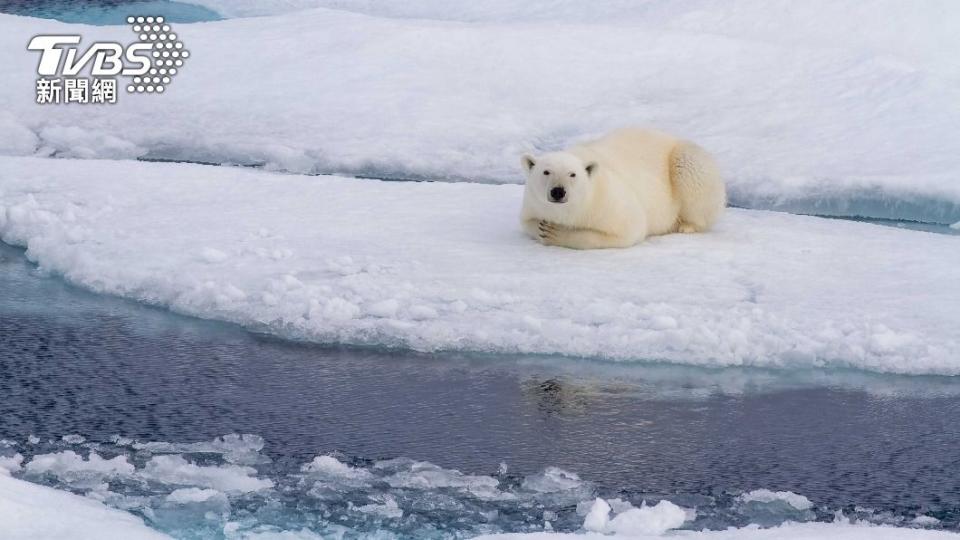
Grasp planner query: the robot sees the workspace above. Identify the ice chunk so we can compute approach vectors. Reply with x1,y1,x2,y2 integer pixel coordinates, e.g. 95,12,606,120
581,497,610,532
382,460,507,500
0,454,23,475
353,494,403,519
0,113,38,156
133,434,266,465
2,5,960,222
738,489,814,511
301,455,373,481
165,487,227,505
141,455,274,493
25,451,135,486
605,500,689,536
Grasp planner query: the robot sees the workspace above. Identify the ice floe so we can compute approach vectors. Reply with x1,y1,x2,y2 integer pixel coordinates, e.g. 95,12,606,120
0,473,170,540
738,489,813,511
0,157,958,375
1,2,959,222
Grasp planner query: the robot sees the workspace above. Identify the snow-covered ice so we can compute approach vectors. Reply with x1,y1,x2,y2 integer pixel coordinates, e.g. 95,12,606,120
578,497,690,536
1,156,958,375
1,1,959,222
0,474,170,540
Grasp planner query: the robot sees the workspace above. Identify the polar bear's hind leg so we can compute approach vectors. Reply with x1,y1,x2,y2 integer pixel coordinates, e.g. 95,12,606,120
670,142,726,233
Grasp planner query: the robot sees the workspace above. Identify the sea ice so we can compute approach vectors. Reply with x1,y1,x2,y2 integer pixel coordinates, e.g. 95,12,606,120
0,474,171,540
1,157,957,375
1,3,959,221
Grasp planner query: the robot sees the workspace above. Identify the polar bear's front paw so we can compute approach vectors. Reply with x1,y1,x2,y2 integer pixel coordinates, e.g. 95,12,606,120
678,222,698,234
537,220,560,244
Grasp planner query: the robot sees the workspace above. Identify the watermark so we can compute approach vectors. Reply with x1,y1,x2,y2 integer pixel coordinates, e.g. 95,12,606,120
28,16,189,105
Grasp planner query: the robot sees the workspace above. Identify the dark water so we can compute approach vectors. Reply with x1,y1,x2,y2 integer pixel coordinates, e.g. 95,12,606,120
2,240,959,536
0,0,222,24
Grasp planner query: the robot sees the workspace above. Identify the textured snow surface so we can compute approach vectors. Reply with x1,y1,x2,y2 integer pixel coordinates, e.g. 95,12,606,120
1,2,959,222
0,474,171,540
1,157,958,375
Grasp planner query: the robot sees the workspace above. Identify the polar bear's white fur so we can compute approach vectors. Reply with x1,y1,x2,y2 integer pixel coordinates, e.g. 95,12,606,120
520,128,726,249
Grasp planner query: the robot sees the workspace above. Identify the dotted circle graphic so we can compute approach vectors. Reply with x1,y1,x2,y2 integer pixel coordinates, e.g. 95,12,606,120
126,15,187,94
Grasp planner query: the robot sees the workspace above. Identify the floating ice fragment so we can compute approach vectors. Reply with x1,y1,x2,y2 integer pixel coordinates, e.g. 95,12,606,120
913,515,942,527
301,455,373,483
141,455,273,493
0,453,23,475
739,489,813,510
134,434,266,465
521,467,582,493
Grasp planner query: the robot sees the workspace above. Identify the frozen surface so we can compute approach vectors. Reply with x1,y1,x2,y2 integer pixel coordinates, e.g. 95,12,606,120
0,474,170,540
1,2,959,222
738,490,813,511
1,156,958,375
3,433,957,539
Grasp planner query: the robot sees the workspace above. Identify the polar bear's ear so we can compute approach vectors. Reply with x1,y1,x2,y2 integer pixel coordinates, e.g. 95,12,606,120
584,161,598,177
521,154,536,172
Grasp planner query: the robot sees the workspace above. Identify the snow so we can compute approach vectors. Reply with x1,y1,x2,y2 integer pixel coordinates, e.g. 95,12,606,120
0,474,170,540
738,489,813,511
1,3,959,222
1,156,958,375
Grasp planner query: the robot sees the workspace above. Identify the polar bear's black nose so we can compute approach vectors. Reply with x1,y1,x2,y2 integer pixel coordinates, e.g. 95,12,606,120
549,186,566,203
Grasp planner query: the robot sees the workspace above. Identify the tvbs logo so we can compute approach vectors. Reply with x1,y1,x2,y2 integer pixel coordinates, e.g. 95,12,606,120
28,16,190,105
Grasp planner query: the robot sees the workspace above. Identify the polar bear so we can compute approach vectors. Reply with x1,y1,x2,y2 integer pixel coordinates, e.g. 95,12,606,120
520,128,725,249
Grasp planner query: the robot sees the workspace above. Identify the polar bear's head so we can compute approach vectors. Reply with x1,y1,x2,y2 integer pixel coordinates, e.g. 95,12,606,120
521,152,598,220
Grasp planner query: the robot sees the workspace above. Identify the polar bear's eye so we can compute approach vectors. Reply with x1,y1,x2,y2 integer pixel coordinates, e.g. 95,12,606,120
569,173,576,178
543,170,550,175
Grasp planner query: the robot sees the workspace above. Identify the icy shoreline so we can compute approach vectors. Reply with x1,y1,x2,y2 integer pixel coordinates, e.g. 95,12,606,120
1,156,958,375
